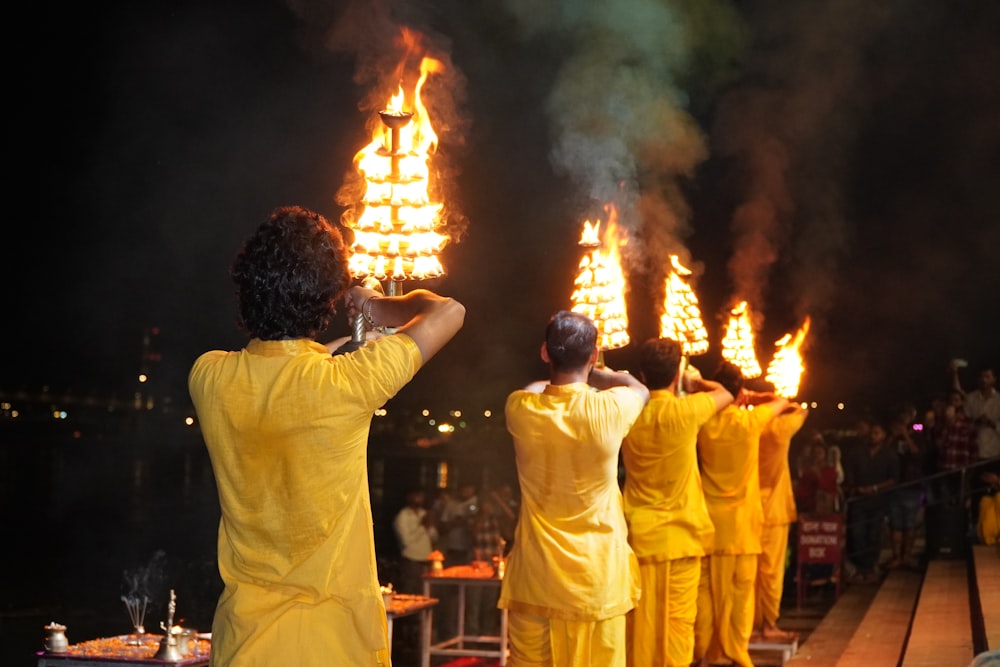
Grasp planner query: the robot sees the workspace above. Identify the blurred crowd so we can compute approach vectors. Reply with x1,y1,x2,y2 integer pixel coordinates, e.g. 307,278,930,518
791,360,1000,584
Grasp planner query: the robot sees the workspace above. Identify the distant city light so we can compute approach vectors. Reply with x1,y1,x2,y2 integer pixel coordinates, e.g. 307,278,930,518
837,402,845,410
184,416,195,426
138,374,148,383
810,401,818,409
374,408,387,417
437,423,454,433
483,409,492,418
421,409,430,417
450,410,462,418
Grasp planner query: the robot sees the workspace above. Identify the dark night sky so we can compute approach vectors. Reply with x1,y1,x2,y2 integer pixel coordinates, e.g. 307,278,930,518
4,0,998,426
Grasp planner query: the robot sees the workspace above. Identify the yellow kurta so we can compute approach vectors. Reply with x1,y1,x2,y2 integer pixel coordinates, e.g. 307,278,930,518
188,336,421,667
756,407,808,627
697,403,776,555
623,390,718,559
695,403,776,667
759,407,806,527
500,382,646,621
622,390,718,667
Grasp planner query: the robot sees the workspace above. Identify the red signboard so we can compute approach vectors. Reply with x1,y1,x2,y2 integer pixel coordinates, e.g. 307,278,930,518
797,514,844,563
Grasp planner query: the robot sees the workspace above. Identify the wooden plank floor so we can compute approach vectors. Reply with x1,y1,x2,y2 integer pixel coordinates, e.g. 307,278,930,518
901,558,974,667
974,544,1000,650
836,569,922,666
786,583,880,667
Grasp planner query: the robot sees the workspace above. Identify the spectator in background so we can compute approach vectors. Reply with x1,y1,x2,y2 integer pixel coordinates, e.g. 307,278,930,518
828,440,846,510
933,389,978,504
844,421,899,583
468,495,505,636
393,489,438,594
795,433,840,515
976,464,1000,546
440,482,479,567
952,363,1000,460
838,416,873,473
489,482,519,555
887,412,931,570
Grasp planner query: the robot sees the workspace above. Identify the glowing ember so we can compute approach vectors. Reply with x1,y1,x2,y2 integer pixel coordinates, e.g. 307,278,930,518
720,300,762,379
765,316,811,399
659,255,709,356
345,54,449,283
570,205,630,352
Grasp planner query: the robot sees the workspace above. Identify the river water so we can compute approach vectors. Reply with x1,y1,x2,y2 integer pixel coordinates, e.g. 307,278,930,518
1,413,515,666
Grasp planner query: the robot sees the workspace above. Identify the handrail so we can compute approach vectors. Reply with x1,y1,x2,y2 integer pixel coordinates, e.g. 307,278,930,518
842,455,1000,506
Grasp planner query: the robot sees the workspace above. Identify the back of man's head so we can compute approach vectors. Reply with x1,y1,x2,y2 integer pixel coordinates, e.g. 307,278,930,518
545,311,597,372
713,361,745,398
638,337,682,390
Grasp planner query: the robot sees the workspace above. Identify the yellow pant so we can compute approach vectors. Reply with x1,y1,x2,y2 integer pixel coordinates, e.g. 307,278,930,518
978,492,1000,545
693,554,757,667
626,556,700,667
507,611,626,667
755,522,791,628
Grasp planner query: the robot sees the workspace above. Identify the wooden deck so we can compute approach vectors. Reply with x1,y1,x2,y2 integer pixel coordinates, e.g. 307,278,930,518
902,558,973,666
973,544,1000,650
787,542,999,667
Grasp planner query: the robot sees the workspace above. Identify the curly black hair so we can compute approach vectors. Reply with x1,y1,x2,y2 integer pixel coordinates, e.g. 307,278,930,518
231,206,351,340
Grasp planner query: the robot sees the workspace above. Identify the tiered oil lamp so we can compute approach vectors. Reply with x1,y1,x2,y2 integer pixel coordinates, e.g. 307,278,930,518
720,300,763,379
660,254,709,393
345,57,450,298
765,316,811,399
570,204,631,363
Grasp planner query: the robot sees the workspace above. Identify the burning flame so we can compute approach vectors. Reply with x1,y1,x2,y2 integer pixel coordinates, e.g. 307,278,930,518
570,206,630,352
720,300,762,379
765,316,811,399
346,55,448,282
659,255,709,356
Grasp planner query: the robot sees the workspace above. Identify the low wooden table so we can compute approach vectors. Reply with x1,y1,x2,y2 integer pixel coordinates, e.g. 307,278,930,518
422,564,508,667
37,634,210,667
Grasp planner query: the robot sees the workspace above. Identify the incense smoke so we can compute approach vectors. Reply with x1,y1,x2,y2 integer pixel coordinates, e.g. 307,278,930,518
121,550,168,619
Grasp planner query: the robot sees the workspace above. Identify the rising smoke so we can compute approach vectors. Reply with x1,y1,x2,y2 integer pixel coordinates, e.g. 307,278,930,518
499,0,719,283
712,1,892,331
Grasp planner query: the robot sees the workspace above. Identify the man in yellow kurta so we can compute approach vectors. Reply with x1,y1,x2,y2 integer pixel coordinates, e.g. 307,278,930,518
188,206,465,667
755,403,808,641
694,362,788,667
621,338,733,667
500,310,650,667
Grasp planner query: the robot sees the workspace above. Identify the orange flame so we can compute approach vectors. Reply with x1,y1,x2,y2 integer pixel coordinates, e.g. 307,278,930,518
765,316,811,399
720,300,762,379
347,55,448,282
659,255,709,356
570,205,630,352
